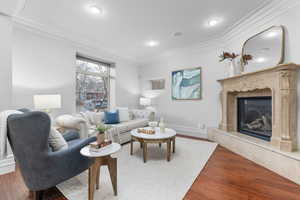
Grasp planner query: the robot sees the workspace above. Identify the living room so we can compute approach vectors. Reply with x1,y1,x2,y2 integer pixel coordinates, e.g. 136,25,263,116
1,0,300,200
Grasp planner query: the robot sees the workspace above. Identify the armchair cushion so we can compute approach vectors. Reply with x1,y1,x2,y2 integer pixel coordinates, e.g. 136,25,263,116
49,127,68,151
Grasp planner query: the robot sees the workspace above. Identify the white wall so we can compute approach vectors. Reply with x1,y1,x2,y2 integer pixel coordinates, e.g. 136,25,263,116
0,15,15,175
12,25,140,116
139,45,225,137
0,15,12,111
139,2,300,143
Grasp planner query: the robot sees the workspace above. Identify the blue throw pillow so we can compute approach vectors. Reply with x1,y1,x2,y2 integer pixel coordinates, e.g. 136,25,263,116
104,110,120,124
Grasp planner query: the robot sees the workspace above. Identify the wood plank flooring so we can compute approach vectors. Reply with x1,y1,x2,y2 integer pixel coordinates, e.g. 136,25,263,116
1,135,300,200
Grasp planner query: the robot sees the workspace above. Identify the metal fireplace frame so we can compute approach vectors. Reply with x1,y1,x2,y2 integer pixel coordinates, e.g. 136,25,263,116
237,96,272,141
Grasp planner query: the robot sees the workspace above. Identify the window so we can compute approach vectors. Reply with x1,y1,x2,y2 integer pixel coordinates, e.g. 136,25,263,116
76,56,111,112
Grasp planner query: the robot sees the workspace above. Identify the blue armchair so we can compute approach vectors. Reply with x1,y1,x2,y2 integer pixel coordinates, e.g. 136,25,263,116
7,111,96,200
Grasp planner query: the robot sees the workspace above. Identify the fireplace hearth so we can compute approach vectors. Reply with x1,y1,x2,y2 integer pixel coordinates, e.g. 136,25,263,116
238,97,272,141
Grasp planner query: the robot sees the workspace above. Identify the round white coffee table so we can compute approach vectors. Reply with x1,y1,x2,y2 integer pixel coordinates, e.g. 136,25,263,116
130,127,176,162
81,143,121,200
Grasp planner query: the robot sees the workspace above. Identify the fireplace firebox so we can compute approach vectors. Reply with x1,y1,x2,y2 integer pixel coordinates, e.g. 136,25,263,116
238,97,272,141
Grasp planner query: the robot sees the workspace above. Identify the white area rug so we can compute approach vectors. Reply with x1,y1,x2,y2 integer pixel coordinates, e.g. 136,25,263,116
57,137,217,200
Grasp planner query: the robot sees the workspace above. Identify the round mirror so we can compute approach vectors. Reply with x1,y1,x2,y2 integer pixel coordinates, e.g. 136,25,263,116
242,26,285,72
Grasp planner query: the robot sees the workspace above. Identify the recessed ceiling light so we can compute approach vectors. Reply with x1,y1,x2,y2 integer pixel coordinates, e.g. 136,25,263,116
173,32,183,37
208,20,218,26
88,4,103,15
146,40,159,47
206,18,222,27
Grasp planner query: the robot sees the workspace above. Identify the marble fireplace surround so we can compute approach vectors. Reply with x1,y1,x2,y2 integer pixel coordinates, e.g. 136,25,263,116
218,63,300,152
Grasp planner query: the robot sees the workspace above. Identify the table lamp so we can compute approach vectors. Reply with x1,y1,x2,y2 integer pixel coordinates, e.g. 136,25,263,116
33,94,62,113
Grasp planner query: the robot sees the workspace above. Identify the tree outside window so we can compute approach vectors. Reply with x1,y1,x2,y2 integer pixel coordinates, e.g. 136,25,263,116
76,57,110,112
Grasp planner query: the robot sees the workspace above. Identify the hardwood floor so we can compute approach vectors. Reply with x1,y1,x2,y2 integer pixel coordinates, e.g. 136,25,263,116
1,136,300,200
184,145,300,200
0,167,66,200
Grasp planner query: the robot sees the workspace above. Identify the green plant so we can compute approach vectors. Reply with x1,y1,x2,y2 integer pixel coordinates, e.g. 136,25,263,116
96,124,111,134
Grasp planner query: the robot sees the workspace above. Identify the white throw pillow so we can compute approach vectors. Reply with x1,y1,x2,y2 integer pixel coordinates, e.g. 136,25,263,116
49,127,68,151
55,115,85,130
118,107,130,122
93,112,104,125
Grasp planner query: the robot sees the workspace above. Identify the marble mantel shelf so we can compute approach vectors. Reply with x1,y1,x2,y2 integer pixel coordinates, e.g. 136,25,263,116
217,63,300,82
218,62,300,152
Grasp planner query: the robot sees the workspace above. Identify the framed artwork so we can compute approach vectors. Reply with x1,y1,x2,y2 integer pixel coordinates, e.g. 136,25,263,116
171,67,202,100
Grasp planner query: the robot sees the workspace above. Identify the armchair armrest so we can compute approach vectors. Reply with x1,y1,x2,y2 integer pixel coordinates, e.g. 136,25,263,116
49,136,96,158
37,136,97,190
62,130,80,141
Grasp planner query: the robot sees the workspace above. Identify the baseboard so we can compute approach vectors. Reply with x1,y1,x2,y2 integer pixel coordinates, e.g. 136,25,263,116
166,123,208,139
0,155,15,175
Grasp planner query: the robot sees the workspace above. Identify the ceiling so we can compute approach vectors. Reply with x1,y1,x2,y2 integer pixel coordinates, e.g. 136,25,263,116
7,0,272,62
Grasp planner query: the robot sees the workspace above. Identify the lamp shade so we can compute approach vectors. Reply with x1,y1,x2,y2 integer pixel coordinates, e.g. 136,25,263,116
140,97,151,106
34,94,62,109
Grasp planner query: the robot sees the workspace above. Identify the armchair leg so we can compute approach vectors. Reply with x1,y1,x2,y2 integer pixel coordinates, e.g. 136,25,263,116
31,190,44,200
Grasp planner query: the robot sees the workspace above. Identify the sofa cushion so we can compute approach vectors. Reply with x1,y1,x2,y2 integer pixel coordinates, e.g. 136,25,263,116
112,119,149,134
118,107,130,122
104,110,120,124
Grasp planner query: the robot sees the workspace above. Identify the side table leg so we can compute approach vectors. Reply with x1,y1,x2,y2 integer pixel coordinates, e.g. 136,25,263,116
88,163,97,200
167,140,171,162
108,157,118,196
143,142,147,163
96,167,100,190
130,138,133,155
172,137,176,153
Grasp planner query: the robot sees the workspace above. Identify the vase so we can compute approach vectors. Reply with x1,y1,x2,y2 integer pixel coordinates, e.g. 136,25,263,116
227,61,236,77
97,133,105,144
227,59,243,77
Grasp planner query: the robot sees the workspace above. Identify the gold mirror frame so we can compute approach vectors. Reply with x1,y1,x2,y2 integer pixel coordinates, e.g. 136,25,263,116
241,25,285,68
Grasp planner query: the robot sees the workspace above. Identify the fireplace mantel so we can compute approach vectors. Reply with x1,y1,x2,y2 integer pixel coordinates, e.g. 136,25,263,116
218,63,300,152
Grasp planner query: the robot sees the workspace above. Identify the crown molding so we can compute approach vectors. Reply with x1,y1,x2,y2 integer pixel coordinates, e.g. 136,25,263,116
12,16,139,64
222,0,300,43
144,0,300,64
10,0,300,65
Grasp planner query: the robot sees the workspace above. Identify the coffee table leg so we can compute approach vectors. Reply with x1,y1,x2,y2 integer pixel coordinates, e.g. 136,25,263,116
140,142,143,149
172,137,176,153
159,143,162,148
167,140,171,162
143,142,147,163
130,138,133,155
108,157,118,196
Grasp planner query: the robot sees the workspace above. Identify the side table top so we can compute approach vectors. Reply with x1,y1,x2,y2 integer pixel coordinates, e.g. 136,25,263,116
80,143,121,158
131,127,176,140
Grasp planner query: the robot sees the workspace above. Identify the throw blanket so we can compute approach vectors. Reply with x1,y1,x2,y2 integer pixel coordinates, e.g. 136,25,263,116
0,110,23,159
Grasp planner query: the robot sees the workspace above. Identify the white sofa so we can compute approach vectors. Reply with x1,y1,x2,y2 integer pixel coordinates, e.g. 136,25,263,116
56,109,155,144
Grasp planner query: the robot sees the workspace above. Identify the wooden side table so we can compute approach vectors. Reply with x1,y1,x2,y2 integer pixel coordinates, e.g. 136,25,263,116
80,143,121,200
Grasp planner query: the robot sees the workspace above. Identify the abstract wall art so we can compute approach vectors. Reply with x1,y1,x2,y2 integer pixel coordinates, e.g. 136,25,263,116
171,67,201,100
